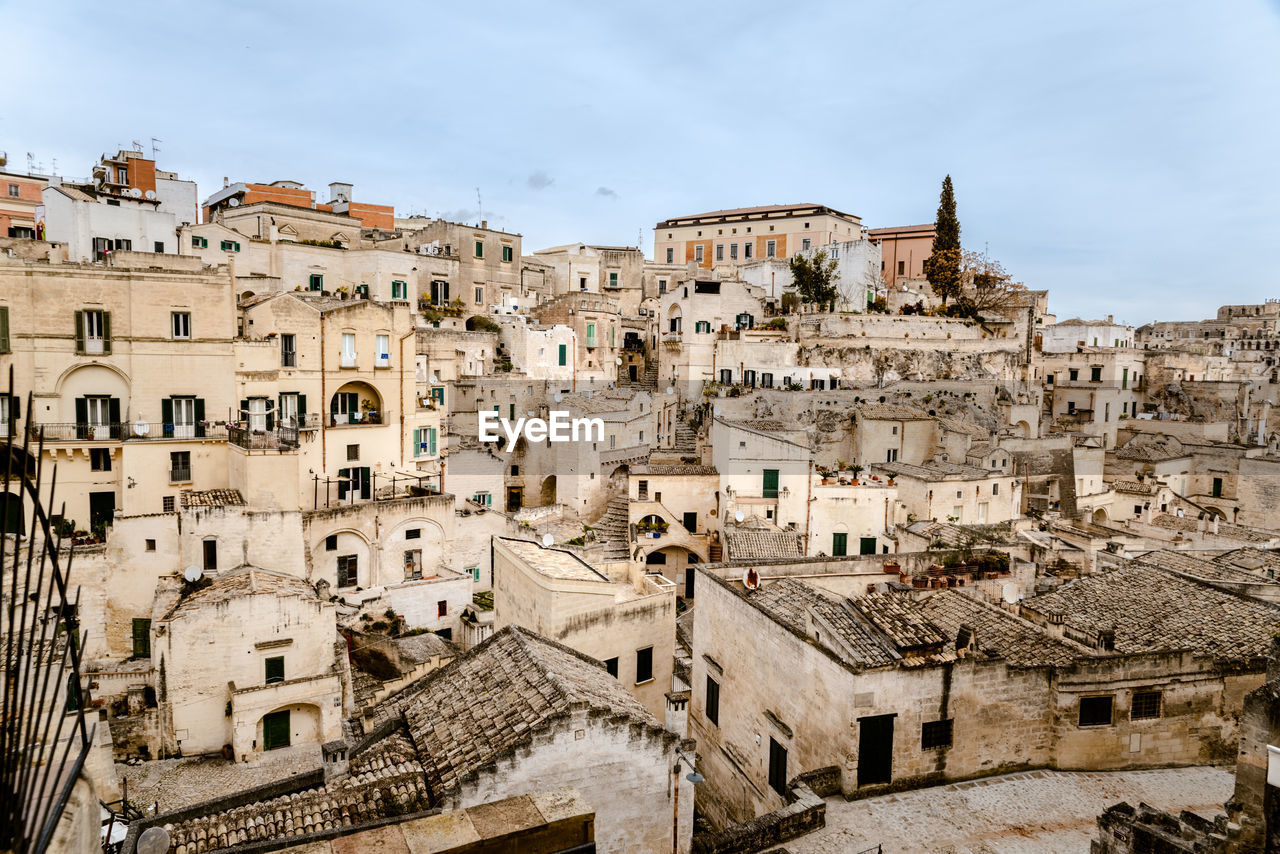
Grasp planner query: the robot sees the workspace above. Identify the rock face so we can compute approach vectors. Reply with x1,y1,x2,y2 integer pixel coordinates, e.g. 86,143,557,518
801,344,1024,385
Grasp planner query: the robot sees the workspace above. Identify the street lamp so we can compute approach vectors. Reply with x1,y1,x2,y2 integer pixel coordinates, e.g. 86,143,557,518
672,748,701,854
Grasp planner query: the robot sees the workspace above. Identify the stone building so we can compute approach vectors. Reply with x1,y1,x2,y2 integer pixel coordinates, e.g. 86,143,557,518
653,203,863,270
1,168,48,238
658,277,768,392
144,627,695,854
491,536,677,718
873,460,1020,525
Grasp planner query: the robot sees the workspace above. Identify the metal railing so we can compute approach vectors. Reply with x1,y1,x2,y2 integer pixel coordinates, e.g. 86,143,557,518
29,422,231,442
227,424,300,450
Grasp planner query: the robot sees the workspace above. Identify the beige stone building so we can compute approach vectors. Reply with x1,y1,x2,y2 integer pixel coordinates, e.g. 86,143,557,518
492,537,677,718
873,460,1020,525
653,204,863,270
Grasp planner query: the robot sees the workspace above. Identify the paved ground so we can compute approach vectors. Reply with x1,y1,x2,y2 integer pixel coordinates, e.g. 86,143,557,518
784,766,1233,854
115,743,322,815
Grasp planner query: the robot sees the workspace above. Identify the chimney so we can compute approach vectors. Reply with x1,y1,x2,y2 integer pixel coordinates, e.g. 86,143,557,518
481,220,488,230
1098,627,1116,652
321,739,350,781
315,578,331,600
223,176,229,188
955,623,978,658
1106,315,1113,324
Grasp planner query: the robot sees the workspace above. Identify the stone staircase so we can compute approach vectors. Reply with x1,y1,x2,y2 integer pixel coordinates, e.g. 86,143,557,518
596,494,632,561
620,359,658,391
671,420,698,456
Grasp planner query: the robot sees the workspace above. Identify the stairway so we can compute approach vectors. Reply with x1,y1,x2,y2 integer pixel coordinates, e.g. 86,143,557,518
597,494,632,561
671,420,698,456
620,358,659,390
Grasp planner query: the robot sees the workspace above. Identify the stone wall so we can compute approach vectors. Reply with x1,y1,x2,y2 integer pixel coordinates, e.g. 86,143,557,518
691,781,824,854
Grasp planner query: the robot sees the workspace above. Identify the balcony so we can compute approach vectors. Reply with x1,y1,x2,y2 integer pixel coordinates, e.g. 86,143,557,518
227,424,300,450
340,354,358,369
663,331,682,344
169,466,191,483
29,422,231,443
328,411,382,427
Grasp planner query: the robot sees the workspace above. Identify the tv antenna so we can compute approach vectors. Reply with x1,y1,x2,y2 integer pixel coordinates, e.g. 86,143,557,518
475,187,482,224
132,139,144,153
151,137,163,159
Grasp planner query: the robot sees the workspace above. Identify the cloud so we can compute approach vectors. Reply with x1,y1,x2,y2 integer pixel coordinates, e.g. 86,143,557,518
595,186,618,199
527,170,554,190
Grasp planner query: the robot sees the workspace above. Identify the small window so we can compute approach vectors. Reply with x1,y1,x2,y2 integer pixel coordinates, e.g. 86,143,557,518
221,240,240,252
202,538,218,571
325,534,338,551
605,657,619,678
346,443,359,461
695,245,704,263
264,656,285,684
170,451,191,483
162,496,175,513
171,311,191,339
281,333,297,367
1069,369,1079,381
1078,696,1113,727
437,600,448,618
309,273,323,291
705,675,720,726
145,539,156,552
1131,691,1162,720
90,448,112,472
475,286,484,304
337,554,358,587
474,240,484,258
1091,366,1102,382
766,240,776,258
665,248,674,263
7,183,19,198
406,528,421,540
921,719,953,750
131,618,151,658
635,646,653,683
501,245,513,262
993,483,999,495
897,260,905,275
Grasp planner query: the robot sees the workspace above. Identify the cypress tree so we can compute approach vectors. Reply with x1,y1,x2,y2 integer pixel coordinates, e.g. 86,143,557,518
923,175,962,306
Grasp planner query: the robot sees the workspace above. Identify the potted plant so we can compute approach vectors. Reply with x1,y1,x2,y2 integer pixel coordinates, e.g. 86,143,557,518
360,399,378,423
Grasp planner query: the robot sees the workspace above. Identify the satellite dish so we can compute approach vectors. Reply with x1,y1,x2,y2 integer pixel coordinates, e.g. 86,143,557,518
228,198,240,207
132,420,150,437
144,189,157,200
615,358,622,365
128,187,142,198
666,386,675,395
742,568,761,590
553,393,563,403
183,566,203,583
429,374,439,384
137,826,170,854
541,534,554,547
734,510,745,523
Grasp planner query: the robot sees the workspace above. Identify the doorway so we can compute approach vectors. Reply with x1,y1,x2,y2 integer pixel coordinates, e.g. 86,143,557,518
89,491,115,529
857,714,895,786
506,487,523,512
262,710,291,751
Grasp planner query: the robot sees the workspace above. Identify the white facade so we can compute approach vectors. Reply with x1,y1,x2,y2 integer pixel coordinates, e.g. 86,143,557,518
43,184,182,261
1042,318,1135,353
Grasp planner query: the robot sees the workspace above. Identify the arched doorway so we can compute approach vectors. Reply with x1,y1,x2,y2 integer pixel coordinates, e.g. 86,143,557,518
540,475,557,506
1092,507,1109,525
330,381,383,426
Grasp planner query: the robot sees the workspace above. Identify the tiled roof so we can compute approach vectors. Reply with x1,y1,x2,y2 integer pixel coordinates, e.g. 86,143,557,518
749,579,897,669
634,464,719,476
935,417,990,438
918,590,1089,667
658,203,856,225
866,223,935,235
1021,562,1279,663
1214,548,1280,576
400,626,658,797
723,527,804,561
165,731,428,853
1150,514,1275,544
1135,549,1278,585
1114,435,1189,462
852,592,950,652
1112,480,1156,495
164,567,318,619
856,404,931,421
874,460,993,481
181,489,246,507
497,538,609,582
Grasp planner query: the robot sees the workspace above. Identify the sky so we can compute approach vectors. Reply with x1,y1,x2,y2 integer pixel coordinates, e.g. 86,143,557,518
3,0,1279,324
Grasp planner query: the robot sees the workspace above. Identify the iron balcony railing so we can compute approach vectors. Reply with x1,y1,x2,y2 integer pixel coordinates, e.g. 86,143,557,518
226,424,300,450
29,422,231,442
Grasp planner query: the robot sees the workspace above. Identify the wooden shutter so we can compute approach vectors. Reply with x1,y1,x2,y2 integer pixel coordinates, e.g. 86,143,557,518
428,428,437,456
297,394,307,421
265,398,275,432
762,469,779,498
0,306,9,353
74,397,88,439
101,312,111,354
239,399,248,425
161,398,174,438
74,310,85,354
338,468,349,500
108,398,121,436
413,428,422,457
360,466,371,500
194,398,205,437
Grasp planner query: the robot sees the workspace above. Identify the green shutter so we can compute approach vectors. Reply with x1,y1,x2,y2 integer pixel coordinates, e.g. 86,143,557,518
297,394,307,419
428,428,437,455
360,466,371,500
832,533,847,557
558,344,567,366
107,397,121,429
0,306,9,353
132,618,151,658
265,398,275,432
101,312,112,354
413,428,422,457
762,469,779,499
194,398,205,437
161,398,174,438
74,310,85,354
338,468,350,500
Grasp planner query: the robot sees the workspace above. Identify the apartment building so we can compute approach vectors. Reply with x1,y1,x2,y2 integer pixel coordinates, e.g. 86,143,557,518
867,222,934,289
653,203,863,270
0,169,48,238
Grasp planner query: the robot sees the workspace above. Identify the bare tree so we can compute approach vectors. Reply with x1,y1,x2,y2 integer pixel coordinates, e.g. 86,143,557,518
962,249,1028,320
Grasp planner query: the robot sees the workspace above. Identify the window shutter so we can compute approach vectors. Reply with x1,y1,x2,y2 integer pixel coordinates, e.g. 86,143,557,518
194,398,205,437
360,466,371,500
10,395,18,421
234,242,241,252
161,398,173,438
297,394,306,417
265,399,274,432
74,310,85,354
0,306,9,353
108,398,121,434
428,428,437,455
413,428,422,457
338,468,349,500
74,397,87,424
101,312,112,354
239,399,248,424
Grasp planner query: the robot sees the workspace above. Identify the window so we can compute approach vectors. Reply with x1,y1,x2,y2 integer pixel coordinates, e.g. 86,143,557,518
170,451,191,483
762,469,779,499
832,532,848,556
191,235,208,249
801,238,810,251
993,482,999,495
695,245,704,263
76,309,110,355
1078,696,1113,727
608,271,618,288
326,534,338,551
341,333,356,367
605,657,619,678
897,260,905,276
474,240,484,258
635,646,653,683
475,286,484,305
145,539,156,552
558,344,567,367
501,245,513,262
281,334,297,367
391,280,407,299
343,443,359,462
715,244,724,261
695,320,711,334
761,372,773,388
404,549,422,580
665,248,674,263
131,618,151,658
467,566,480,582
90,448,111,472
162,496,175,513
376,334,390,368
202,538,218,571
7,183,18,198
436,599,448,618
171,311,191,339
921,719,953,750
706,676,720,725
1068,369,1079,381
221,240,240,252
1131,691,1162,720
744,243,753,259
265,656,285,684
1091,366,1102,382
116,166,128,184
768,738,788,796
472,491,492,506
0,306,8,353
337,554,358,587
766,240,776,258
658,279,667,294
886,448,898,462
1212,477,1223,498
309,273,323,291
413,427,438,457
154,241,165,254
